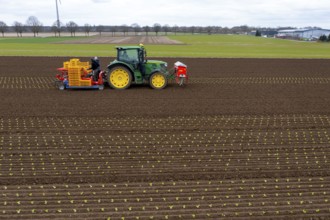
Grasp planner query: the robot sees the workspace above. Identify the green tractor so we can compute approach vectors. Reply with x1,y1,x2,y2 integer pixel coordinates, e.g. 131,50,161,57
106,45,187,89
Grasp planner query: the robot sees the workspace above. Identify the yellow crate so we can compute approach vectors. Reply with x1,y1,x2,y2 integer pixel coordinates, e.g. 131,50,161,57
62,58,90,70
68,76,81,81
69,59,79,67
68,67,83,80
68,73,81,77
79,79,92,86
78,61,90,70
69,80,80,86
68,67,81,73
63,61,69,69
69,77,80,81
63,59,92,86
68,75,81,80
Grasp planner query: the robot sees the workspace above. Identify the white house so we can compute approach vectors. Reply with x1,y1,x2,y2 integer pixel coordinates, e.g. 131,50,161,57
277,28,330,40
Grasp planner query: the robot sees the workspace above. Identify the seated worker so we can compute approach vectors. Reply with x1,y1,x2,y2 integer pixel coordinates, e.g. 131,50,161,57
87,57,101,81
119,50,130,62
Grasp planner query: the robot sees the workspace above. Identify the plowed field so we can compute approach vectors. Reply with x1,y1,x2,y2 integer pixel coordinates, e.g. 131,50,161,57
0,57,330,220
55,35,183,44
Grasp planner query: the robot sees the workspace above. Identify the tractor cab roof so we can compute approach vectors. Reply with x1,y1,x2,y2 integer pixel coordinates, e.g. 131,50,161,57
116,46,143,50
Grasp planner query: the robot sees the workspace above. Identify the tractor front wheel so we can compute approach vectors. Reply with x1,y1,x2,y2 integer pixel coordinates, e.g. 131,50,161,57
149,72,168,89
108,66,132,89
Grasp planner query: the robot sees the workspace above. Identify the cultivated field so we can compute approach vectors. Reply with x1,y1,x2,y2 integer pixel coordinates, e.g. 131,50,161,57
0,56,329,219
56,35,183,45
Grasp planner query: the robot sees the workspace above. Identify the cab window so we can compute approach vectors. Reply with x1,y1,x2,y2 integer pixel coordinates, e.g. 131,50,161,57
118,49,139,63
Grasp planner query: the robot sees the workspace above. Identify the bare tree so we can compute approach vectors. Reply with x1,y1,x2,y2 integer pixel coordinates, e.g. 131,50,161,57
52,21,64,37
221,27,230,34
0,21,7,37
26,16,42,37
181,26,188,34
153,23,161,36
163,24,170,35
51,24,58,37
66,21,78,37
189,26,196,35
111,26,119,37
131,23,140,36
206,26,213,35
214,26,222,34
84,24,92,36
121,24,129,36
143,26,150,36
13,21,24,37
197,26,204,34
231,26,242,34
239,25,249,34
172,25,178,35
96,25,104,36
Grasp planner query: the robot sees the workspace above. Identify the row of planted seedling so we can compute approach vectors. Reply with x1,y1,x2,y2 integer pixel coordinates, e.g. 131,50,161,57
191,77,330,85
1,114,329,132
1,177,329,218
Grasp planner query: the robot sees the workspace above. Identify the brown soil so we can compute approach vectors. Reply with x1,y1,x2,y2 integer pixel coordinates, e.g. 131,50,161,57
0,57,329,219
1,57,330,117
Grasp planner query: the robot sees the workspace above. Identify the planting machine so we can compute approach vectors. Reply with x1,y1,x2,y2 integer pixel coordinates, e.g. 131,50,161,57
55,45,188,90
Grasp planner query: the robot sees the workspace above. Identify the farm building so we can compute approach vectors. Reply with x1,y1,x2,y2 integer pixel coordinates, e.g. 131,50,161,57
277,28,330,40
250,30,278,37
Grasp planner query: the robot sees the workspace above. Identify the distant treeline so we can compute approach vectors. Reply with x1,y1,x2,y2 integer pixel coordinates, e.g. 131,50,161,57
319,34,330,42
0,16,321,37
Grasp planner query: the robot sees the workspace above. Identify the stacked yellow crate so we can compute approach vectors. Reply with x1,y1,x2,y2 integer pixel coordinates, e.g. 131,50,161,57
78,61,90,70
78,60,92,86
65,59,91,86
63,61,69,69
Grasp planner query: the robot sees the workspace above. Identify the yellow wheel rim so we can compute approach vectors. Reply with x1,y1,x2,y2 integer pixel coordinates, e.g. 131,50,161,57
110,68,130,89
151,73,166,89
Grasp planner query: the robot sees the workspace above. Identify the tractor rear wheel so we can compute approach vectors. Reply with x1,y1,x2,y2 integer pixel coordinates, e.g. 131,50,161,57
149,72,168,89
108,66,132,89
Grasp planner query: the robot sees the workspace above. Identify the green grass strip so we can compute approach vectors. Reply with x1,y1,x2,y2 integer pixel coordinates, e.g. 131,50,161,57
0,35,330,58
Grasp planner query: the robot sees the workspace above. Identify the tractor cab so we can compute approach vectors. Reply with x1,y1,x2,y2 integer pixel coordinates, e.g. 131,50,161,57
116,46,146,74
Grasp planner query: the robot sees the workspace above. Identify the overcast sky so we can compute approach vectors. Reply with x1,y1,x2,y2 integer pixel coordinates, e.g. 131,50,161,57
1,0,330,28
